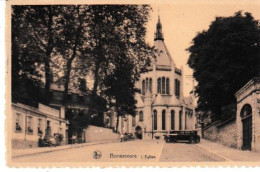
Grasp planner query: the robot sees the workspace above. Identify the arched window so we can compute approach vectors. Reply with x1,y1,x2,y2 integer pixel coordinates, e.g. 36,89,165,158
132,116,136,126
162,110,166,130
166,78,170,94
175,79,180,97
153,110,157,130
145,78,149,93
240,104,252,118
162,77,166,94
149,78,152,93
142,80,145,95
171,110,175,130
157,78,161,94
139,111,143,122
179,110,182,130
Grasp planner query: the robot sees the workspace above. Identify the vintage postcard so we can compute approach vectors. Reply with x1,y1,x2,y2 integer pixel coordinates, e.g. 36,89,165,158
5,0,260,167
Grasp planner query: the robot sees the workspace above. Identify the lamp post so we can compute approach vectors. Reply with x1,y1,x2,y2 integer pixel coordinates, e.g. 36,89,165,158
152,112,154,139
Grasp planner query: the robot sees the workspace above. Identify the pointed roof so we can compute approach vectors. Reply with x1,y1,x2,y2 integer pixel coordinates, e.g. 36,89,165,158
153,94,165,106
154,16,176,67
167,95,183,106
154,16,164,41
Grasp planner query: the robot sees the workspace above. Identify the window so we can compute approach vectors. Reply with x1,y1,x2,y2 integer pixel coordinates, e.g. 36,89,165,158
157,78,161,94
179,110,182,130
157,77,170,95
139,111,143,122
145,78,149,93
162,77,165,94
162,110,166,130
149,78,152,93
240,104,252,118
185,112,188,130
38,118,43,135
27,116,33,133
132,116,136,126
166,78,170,94
171,110,175,130
153,110,157,130
175,79,180,97
142,80,145,95
15,113,22,131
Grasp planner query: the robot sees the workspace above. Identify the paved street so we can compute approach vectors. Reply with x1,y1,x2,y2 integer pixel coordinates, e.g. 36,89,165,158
13,140,164,162
159,142,225,162
12,140,227,162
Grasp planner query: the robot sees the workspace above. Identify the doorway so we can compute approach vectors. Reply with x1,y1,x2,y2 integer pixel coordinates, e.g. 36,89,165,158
240,104,252,150
135,126,142,139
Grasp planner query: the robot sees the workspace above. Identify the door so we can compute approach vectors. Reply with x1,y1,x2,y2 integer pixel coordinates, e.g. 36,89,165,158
242,116,252,150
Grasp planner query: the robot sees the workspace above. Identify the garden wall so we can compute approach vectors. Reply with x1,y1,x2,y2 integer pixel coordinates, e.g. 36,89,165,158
203,117,237,148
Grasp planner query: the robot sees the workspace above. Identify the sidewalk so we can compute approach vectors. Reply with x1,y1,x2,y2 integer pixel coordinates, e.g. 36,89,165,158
12,140,119,158
197,139,260,161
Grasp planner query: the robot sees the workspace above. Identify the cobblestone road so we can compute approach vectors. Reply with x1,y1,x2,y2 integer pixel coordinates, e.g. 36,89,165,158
159,142,225,162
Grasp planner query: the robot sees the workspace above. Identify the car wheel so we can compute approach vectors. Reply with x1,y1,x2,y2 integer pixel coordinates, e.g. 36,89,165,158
189,137,195,144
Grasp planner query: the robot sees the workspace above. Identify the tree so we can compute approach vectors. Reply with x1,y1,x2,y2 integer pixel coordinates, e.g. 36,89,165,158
77,5,156,125
52,5,91,104
103,55,138,133
91,5,155,131
83,5,155,96
11,6,45,105
11,6,62,104
187,11,260,121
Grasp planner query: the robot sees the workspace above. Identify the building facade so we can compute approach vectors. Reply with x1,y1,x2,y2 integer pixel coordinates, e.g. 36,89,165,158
235,77,260,151
12,103,67,148
116,17,196,139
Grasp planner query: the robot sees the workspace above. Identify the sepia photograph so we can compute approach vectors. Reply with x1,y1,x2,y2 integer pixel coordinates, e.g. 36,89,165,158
4,0,260,167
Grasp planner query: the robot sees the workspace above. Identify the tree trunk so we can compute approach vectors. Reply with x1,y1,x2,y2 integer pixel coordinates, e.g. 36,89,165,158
115,114,120,133
115,105,120,133
91,61,100,96
63,59,73,105
63,7,84,105
44,6,54,104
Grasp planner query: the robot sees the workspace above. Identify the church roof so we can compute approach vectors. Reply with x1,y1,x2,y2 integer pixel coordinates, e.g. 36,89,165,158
166,95,183,106
154,16,175,67
152,94,166,106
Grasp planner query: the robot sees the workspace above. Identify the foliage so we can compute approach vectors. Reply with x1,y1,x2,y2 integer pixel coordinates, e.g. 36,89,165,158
187,11,260,121
83,5,156,96
12,5,155,132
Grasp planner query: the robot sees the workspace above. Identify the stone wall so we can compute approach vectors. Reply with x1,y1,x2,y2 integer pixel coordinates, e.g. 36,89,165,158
85,125,119,142
203,118,237,148
12,139,38,149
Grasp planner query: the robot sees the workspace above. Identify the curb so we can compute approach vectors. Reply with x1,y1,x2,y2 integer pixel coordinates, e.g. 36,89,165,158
12,140,120,159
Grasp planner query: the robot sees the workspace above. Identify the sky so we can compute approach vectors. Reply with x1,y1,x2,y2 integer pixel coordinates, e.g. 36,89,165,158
145,2,260,96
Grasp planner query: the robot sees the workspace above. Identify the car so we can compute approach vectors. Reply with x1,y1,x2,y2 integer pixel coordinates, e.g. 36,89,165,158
164,130,200,144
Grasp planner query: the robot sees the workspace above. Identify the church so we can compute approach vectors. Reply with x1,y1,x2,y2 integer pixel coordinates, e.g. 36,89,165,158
106,16,196,140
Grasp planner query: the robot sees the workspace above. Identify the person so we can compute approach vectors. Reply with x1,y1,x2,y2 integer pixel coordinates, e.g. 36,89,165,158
120,132,124,142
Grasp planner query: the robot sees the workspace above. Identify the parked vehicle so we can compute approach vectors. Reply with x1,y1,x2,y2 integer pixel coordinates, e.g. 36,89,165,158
164,130,200,144
122,133,135,141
